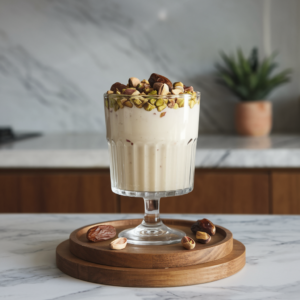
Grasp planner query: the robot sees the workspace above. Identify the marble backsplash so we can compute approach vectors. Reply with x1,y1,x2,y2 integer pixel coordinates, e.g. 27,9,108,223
0,0,299,134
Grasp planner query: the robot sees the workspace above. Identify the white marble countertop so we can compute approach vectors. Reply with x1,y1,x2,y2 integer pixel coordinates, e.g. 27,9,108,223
2,133,300,168
1,213,299,300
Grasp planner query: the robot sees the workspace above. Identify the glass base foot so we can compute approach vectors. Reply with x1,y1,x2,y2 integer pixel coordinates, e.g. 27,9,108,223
118,222,186,245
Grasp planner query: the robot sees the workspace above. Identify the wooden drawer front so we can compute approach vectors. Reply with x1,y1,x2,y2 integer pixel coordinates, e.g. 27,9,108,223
120,170,270,214
272,171,300,214
0,170,117,213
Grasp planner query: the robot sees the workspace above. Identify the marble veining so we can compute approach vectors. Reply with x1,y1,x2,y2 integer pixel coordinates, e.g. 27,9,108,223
0,214,300,299
0,0,299,133
2,133,300,168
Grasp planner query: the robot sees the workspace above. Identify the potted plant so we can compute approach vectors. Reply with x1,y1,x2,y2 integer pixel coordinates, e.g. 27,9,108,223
216,48,292,136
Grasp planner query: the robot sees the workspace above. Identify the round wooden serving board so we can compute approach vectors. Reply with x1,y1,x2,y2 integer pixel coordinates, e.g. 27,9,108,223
57,239,245,287
69,219,233,269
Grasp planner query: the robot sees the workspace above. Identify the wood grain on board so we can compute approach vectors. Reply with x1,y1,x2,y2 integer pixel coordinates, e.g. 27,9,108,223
69,219,233,269
56,238,246,287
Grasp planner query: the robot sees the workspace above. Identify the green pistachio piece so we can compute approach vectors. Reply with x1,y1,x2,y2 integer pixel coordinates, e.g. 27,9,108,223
148,90,157,95
173,103,179,109
145,88,153,93
117,99,124,109
155,98,165,107
149,98,156,105
157,103,167,112
141,97,149,104
123,101,133,108
144,103,156,111
132,98,142,105
114,103,119,111
105,99,109,108
177,98,184,108
185,91,193,95
137,83,143,90
120,98,128,104
188,100,196,108
109,97,116,108
134,103,144,108
190,92,197,101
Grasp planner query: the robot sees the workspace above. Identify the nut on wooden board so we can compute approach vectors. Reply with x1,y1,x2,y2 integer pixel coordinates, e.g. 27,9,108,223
110,237,127,250
181,236,196,250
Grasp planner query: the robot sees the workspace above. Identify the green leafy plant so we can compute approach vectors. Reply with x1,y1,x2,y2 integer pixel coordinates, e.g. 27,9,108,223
216,48,292,101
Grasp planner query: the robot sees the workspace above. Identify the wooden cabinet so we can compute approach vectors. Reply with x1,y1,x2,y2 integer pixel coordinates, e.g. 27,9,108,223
120,170,270,214
0,170,118,213
272,171,300,214
1,168,300,214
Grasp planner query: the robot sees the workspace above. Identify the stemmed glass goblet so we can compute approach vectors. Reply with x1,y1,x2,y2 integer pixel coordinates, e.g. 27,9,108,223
104,92,200,245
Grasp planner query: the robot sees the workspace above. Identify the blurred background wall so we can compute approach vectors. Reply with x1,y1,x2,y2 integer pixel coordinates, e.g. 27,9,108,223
0,0,299,134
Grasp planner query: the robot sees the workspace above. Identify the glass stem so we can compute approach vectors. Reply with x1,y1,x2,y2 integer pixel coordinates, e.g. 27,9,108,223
142,198,162,227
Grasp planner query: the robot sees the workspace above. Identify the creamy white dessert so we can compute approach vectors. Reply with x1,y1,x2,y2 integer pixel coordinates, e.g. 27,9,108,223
104,73,200,193
106,103,199,192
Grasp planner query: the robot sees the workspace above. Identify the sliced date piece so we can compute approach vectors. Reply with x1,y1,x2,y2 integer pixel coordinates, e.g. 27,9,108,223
86,225,116,242
148,73,173,90
191,218,216,236
191,222,202,234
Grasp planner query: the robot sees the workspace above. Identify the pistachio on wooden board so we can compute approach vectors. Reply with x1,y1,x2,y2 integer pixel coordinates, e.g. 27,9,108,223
110,237,127,250
181,236,196,250
196,231,211,244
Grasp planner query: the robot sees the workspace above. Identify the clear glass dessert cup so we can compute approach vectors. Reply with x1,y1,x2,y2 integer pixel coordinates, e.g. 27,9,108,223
104,92,200,245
